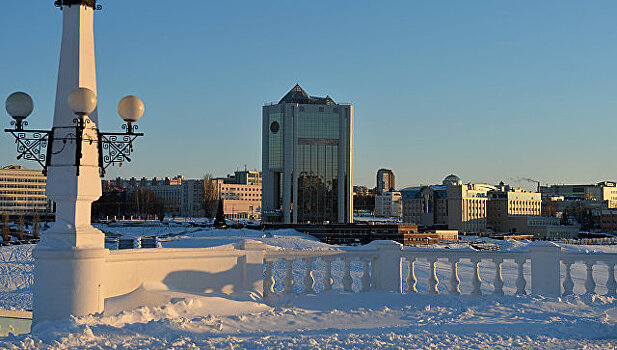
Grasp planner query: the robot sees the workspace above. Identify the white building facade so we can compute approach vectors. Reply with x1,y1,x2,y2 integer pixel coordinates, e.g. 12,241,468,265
0,165,51,215
374,191,402,218
401,175,496,233
262,84,353,224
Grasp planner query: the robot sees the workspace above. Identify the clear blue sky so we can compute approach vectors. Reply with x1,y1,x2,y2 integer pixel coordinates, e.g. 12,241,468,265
2,0,617,189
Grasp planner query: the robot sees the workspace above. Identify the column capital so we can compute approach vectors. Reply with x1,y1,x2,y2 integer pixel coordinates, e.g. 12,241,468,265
54,0,98,9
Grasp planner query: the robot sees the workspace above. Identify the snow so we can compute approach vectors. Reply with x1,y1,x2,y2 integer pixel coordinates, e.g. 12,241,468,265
2,293,616,349
162,228,337,251
1,224,616,348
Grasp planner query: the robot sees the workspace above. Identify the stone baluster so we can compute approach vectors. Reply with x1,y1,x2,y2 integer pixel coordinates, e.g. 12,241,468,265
323,257,333,291
448,257,460,295
471,258,482,295
406,257,417,293
284,258,295,294
492,258,504,296
303,257,315,294
606,262,617,296
427,257,439,294
343,257,353,292
263,260,275,298
584,260,596,294
361,257,372,292
515,258,527,295
561,260,575,296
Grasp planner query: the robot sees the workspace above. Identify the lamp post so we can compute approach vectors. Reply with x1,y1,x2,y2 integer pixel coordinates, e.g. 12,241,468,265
4,88,145,324
3,0,146,324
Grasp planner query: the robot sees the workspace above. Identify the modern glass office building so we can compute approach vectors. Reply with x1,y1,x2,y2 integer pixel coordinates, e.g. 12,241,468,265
262,84,353,224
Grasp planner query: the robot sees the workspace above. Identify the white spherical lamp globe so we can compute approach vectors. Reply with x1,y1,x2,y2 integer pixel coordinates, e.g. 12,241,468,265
117,95,145,123
68,87,97,116
5,92,34,120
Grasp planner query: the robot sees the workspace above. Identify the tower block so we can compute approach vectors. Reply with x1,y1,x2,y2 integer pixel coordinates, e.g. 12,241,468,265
33,0,107,325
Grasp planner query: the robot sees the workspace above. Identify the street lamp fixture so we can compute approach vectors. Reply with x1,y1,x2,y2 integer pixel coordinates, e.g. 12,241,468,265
4,88,145,176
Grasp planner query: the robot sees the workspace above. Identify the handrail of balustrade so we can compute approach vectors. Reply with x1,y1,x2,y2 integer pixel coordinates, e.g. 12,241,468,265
559,251,617,262
265,248,379,261
401,249,531,261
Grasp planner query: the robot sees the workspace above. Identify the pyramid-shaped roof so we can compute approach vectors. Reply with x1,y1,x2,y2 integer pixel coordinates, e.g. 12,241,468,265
278,84,336,105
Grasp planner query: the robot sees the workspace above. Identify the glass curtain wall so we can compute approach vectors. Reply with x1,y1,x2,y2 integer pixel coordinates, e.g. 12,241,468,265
296,112,340,223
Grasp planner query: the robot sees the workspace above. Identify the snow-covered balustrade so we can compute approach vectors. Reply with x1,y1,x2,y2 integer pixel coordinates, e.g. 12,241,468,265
401,242,616,297
263,245,380,298
261,241,617,299
10,238,617,321
560,251,617,296
401,249,529,296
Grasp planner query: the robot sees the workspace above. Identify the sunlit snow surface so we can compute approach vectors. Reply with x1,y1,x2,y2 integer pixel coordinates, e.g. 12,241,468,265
0,225,616,349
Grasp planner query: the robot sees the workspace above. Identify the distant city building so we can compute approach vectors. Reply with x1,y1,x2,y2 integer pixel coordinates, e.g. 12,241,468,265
501,216,579,239
225,170,262,185
487,182,542,232
214,179,262,220
445,181,494,233
401,184,449,228
102,170,262,219
262,84,353,224
402,175,494,233
374,191,402,218
376,169,395,193
402,175,578,237
594,209,617,234
540,182,617,208
0,165,52,215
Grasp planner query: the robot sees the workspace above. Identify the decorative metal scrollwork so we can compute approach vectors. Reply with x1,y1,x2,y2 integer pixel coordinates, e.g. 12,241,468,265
10,120,28,129
5,111,142,177
97,129,143,176
54,0,102,10
5,128,53,175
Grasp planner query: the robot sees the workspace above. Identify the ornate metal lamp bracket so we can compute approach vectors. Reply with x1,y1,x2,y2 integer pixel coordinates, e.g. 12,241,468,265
54,0,102,11
4,125,54,175
97,124,144,177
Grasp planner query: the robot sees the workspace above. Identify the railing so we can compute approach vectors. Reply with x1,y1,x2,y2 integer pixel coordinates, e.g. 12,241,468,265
400,249,530,296
2,240,616,310
560,252,617,295
262,241,617,299
263,247,378,298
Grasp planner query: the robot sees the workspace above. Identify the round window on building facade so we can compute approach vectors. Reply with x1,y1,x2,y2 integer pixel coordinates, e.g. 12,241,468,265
270,121,280,134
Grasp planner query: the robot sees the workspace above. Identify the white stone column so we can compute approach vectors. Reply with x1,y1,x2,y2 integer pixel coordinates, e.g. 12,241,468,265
33,2,107,325
530,241,561,296
237,240,267,296
374,240,402,292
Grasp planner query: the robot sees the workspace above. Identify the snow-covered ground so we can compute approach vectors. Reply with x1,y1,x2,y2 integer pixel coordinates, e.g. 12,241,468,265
0,224,616,349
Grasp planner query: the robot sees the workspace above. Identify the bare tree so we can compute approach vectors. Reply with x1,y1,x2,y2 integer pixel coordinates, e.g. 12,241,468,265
131,186,163,220
33,212,41,238
2,212,9,242
202,174,218,219
17,212,25,240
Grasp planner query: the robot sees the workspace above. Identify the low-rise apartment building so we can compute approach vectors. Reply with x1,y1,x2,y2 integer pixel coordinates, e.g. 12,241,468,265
0,165,52,216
